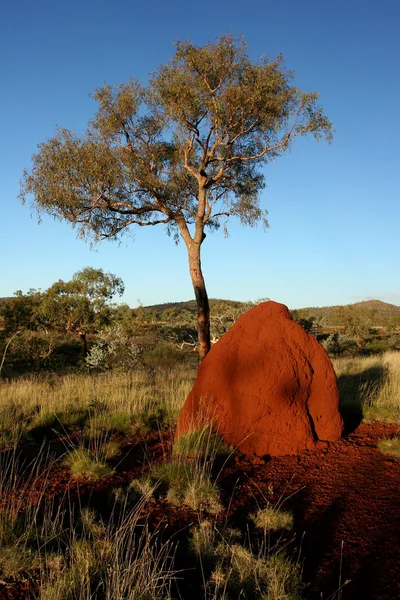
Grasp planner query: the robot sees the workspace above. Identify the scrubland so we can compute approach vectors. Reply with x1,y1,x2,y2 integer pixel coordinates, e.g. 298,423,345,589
0,352,399,598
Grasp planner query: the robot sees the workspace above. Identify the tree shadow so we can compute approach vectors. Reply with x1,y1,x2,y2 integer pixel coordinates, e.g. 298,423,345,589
292,494,347,598
337,365,385,435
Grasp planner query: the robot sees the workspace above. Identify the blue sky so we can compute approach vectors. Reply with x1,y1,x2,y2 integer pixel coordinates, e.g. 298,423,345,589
1,0,399,309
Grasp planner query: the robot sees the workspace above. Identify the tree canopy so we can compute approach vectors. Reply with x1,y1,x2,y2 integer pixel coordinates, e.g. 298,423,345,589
21,35,333,360
2,268,124,357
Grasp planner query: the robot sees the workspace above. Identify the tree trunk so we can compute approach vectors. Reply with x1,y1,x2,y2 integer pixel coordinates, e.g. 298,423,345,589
187,243,211,362
79,333,88,357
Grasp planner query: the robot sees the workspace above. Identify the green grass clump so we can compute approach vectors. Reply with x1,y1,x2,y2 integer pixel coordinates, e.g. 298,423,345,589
0,404,25,449
149,462,222,513
39,506,175,600
250,506,294,532
128,478,158,503
211,542,303,600
378,436,400,458
63,447,113,480
189,520,240,568
173,426,231,458
189,519,303,599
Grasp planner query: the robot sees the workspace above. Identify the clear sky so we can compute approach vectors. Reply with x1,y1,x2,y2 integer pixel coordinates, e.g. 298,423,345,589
1,0,399,309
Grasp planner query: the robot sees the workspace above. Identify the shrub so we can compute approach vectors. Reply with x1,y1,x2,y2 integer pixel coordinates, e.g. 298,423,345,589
322,333,358,358
85,324,141,372
143,343,189,370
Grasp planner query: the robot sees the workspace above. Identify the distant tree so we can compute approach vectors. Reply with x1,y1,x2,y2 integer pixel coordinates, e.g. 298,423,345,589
291,310,319,335
337,306,370,350
322,333,358,358
109,302,138,336
0,289,43,334
161,306,194,325
39,267,124,355
21,35,333,361
210,299,255,341
0,290,60,373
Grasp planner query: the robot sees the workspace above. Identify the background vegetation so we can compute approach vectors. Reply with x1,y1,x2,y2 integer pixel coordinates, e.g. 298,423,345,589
1,276,399,379
1,273,399,598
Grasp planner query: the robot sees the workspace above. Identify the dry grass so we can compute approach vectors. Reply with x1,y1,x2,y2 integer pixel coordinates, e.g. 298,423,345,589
250,505,294,532
0,369,194,449
0,446,176,598
378,436,400,458
333,351,400,423
0,363,319,597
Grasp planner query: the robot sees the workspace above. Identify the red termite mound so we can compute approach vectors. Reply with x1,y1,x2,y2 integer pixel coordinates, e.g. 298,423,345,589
176,301,343,457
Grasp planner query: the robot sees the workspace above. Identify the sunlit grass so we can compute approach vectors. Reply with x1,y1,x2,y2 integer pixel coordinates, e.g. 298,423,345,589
333,351,400,423
378,436,400,458
0,368,194,449
250,505,294,532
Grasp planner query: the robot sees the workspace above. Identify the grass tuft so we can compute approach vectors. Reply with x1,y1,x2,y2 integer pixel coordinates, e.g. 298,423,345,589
149,462,222,514
173,426,231,459
378,435,400,458
63,447,113,480
250,505,294,532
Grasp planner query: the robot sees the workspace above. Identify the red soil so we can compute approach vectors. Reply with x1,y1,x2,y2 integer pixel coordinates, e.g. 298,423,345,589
1,423,400,599
177,301,343,456
219,422,400,600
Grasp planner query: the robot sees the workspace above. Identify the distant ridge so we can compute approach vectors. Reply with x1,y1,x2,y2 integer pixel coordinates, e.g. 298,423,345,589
144,298,400,329
145,298,247,317
293,299,400,329
1,296,399,328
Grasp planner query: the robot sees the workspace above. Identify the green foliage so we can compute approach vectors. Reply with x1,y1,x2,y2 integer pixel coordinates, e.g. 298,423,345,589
210,299,255,340
143,343,190,370
0,268,124,374
189,520,241,570
21,36,332,243
188,521,303,600
291,310,319,334
85,324,141,371
39,267,124,339
0,289,43,333
322,333,358,357
21,35,333,361
293,300,400,336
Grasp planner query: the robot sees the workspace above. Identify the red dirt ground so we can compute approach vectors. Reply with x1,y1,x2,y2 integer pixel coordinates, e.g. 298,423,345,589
1,423,399,599
219,422,400,600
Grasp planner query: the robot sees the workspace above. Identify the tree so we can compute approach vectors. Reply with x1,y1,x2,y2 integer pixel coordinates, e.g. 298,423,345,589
0,289,44,334
38,267,124,355
322,332,358,358
21,35,333,361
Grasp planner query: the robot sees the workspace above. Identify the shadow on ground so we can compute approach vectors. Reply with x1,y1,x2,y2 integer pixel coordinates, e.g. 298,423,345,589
337,365,385,434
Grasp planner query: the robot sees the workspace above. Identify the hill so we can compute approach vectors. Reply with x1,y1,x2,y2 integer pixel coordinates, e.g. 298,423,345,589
293,299,400,330
145,298,250,318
